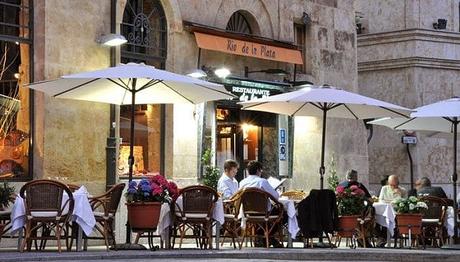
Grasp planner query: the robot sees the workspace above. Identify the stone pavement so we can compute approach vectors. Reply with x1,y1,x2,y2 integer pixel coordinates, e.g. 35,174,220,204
1,247,460,262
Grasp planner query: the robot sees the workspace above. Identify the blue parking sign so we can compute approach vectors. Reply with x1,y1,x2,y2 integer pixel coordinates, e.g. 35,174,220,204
279,128,286,145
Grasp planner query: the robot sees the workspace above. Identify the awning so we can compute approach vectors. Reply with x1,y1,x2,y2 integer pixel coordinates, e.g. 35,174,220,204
193,32,303,65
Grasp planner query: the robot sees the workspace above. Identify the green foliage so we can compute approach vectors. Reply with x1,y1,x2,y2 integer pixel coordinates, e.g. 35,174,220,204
201,148,220,190
0,182,15,209
327,154,339,191
393,196,428,214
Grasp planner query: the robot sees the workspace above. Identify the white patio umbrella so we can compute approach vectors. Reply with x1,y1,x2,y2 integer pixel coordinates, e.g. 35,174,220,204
239,84,412,189
28,62,235,245
370,97,460,241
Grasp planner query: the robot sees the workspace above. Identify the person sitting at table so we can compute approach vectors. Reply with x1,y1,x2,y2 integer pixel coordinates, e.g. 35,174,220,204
239,160,282,248
414,177,448,199
338,169,371,198
217,159,239,200
378,175,407,203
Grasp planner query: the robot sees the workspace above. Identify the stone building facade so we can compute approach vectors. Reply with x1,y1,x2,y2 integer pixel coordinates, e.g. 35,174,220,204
356,0,460,197
1,0,365,243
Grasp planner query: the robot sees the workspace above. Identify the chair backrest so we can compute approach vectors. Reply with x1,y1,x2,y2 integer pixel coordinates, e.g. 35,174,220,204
239,187,282,218
67,184,80,193
91,183,125,215
20,179,74,217
419,195,447,221
175,185,218,216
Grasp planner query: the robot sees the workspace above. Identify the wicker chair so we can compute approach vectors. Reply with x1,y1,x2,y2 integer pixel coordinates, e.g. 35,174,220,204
19,179,74,252
66,184,80,193
419,196,448,247
238,188,284,248
86,183,125,250
171,185,218,249
221,190,243,249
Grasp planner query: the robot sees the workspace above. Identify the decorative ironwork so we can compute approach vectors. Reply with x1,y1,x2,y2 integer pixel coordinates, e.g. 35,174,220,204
0,0,33,43
226,11,252,34
121,0,167,68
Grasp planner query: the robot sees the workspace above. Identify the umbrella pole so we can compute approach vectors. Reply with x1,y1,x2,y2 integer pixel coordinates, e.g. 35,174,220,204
319,107,327,190
126,78,137,244
453,118,458,243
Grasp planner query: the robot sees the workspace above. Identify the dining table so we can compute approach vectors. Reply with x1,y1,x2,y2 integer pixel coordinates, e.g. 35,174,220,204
10,186,96,251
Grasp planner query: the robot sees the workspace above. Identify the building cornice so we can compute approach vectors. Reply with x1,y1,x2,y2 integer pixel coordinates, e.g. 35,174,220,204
358,28,460,47
358,56,460,72
358,29,460,72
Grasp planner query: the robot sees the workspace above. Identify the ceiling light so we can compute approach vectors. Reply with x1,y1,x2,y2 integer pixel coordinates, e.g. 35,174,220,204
97,33,127,46
214,68,231,78
14,73,20,79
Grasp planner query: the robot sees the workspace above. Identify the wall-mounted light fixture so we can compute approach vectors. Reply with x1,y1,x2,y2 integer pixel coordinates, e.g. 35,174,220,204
433,19,447,30
187,69,207,78
97,33,127,46
302,12,311,26
214,67,231,78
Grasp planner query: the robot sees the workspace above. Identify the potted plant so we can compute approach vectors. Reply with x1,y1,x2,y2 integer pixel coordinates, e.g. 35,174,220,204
335,185,367,238
392,196,428,237
0,182,15,210
125,174,179,230
0,182,14,237
201,148,220,190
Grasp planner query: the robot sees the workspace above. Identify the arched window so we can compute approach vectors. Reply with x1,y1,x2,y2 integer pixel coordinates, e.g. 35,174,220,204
121,0,167,68
226,11,252,34
0,0,33,181
118,0,167,178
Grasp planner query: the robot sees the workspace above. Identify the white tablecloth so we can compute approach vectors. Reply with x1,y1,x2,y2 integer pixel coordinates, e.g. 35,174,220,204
373,202,396,237
10,186,96,236
278,198,300,239
445,206,455,237
373,202,455,237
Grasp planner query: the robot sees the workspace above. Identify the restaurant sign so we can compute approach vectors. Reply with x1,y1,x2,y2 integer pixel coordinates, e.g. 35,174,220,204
194,32,303,64
221,77,285,102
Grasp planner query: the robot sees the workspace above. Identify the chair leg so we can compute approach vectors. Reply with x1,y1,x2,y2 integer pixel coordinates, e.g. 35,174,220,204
56,224,62,253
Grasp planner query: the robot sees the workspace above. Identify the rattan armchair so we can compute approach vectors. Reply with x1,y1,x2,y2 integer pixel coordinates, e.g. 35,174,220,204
171,185,219,249
86,183,125,250
19,179,74,252
238,188,284,248
221,190,243,249
420,196,448,247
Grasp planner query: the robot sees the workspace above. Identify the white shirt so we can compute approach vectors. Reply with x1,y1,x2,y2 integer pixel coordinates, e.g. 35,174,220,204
239,174,279,199
217,173,239,200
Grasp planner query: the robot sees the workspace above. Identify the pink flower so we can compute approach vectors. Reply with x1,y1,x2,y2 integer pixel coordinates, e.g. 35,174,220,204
349,185,359,191
167,181,179,198
336,185,345,194
152,185,163,196
150,173,168,187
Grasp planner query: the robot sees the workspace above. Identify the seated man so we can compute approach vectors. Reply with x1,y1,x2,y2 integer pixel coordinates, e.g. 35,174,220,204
338,169,371,198
239,160,282,247
217,159,239,200
379,175,407,203
415,177,447,199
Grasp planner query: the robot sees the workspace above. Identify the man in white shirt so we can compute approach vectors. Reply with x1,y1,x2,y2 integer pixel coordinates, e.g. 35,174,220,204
239,160,282,248
239,161,279,199
217,159,239,199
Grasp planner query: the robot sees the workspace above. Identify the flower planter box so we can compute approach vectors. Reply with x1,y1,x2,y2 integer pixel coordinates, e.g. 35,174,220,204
337,215,360,237
126,202,162,230
396,213,422,235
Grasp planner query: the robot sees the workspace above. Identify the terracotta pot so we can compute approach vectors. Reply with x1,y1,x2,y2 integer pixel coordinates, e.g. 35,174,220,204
396,213,422,235
126,202,162,230
337,215,360,237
